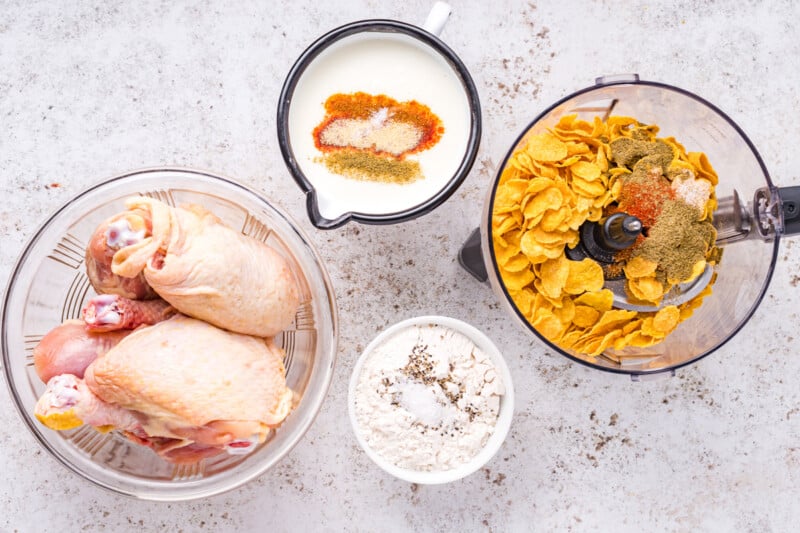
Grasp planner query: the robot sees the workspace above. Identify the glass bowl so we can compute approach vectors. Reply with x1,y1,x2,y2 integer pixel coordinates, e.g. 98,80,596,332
0,168,338,500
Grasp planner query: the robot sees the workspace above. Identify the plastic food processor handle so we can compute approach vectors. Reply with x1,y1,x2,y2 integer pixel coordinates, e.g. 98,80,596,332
459,228,488,282
781,186,800,235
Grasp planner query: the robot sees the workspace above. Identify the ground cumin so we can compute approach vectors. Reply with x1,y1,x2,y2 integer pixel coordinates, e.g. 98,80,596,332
610,137,674,172
320,151,422,184
633,199,717,282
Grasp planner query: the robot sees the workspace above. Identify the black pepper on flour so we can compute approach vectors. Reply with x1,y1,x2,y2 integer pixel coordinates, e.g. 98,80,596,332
354,325,505,472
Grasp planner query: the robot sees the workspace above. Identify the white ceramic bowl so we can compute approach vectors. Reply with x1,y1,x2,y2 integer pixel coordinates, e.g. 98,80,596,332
347,315,514,484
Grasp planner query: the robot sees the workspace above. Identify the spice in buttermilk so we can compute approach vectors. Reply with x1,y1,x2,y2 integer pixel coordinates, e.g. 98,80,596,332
312,92,444,184
321,151,423,184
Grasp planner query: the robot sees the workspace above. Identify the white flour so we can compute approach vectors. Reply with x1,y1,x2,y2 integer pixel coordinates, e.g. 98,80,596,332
354,324,505,472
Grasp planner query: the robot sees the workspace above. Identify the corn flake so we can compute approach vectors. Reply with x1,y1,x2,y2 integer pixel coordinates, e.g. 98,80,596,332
624,256,658,278
564,258,605,295
652,305,680,334
573,305,601,328
501,267,535,291
628,276,664,303
570,161,602,181
527,133,569,162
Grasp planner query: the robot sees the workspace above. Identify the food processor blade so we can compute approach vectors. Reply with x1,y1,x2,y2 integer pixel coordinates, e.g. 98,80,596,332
608,264,714,312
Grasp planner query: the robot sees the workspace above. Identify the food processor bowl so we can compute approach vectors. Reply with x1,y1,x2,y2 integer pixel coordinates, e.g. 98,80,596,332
461,75,798,377
1,168,338,500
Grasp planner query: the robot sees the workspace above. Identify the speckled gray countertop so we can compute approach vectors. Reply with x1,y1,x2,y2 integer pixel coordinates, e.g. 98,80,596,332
2,1,799,531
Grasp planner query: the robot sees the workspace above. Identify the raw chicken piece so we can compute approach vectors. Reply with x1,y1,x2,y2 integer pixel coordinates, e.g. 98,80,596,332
34,297,175,382
107,197,299,337
34,374,257,463
35,315,294,463
85,208,157,300
34,374,268,464
84,315,293,448
35,374,142,432
33,320,130,383
82,294,175,332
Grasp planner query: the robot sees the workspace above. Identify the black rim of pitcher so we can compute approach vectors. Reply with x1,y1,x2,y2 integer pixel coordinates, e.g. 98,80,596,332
277,19,482,229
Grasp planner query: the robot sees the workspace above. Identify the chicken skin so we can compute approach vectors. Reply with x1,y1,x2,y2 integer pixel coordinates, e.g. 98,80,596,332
85,208,157,300
109,197,299,337
89,315,292,444
33,321,131,383
36,315,294,462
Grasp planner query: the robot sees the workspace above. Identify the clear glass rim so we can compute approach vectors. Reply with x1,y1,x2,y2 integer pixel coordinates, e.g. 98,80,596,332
1,166,339,500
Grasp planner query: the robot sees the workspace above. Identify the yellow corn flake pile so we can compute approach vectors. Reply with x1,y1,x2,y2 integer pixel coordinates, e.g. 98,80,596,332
491,115,719,358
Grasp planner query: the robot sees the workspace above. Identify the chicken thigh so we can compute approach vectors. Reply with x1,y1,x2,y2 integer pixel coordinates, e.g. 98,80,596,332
108,197,299,337
36,315,293,462
91,315,291,445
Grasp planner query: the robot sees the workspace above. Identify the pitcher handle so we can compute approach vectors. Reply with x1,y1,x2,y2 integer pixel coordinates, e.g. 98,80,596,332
422,2,452,37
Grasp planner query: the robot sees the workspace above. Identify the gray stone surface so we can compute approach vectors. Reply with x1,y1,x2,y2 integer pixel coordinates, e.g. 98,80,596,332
1,1,799,531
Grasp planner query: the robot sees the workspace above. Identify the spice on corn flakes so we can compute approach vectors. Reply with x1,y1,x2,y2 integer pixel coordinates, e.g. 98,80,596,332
490,115,721,358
